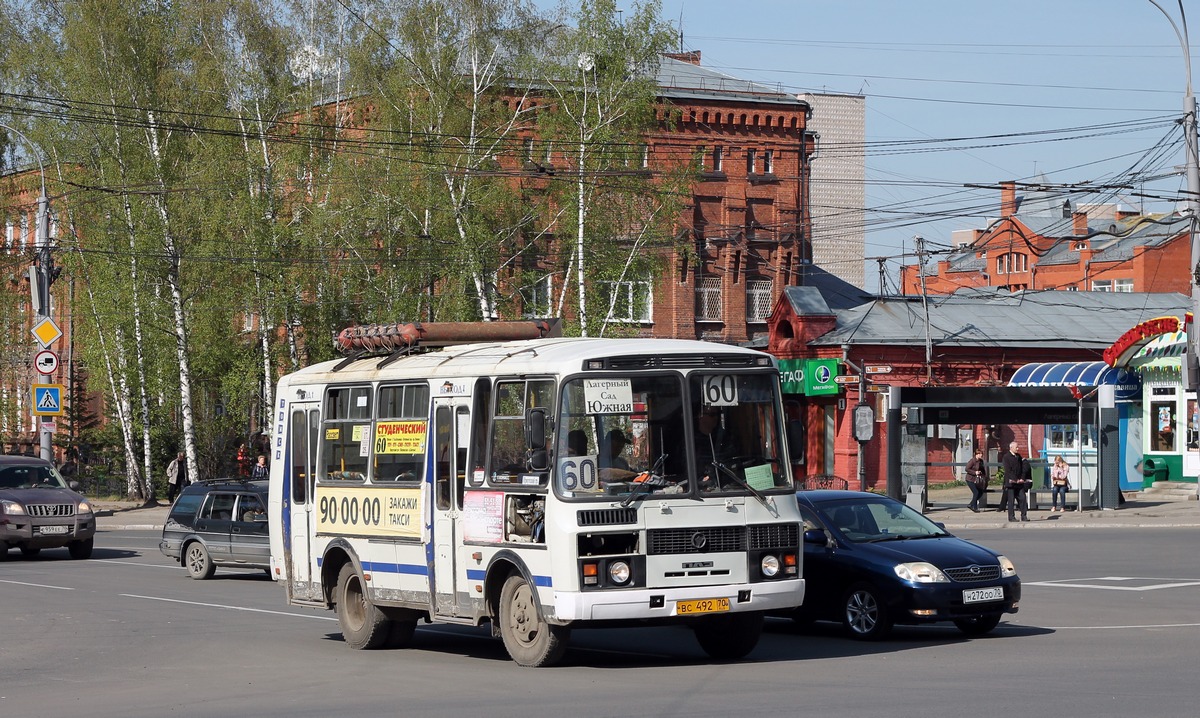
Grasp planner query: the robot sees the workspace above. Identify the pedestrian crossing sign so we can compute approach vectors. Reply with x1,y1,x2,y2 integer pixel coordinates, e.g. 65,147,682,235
32,384,65,416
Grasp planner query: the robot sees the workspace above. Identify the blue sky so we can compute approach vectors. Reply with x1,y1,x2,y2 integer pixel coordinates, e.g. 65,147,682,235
640,0,1199,288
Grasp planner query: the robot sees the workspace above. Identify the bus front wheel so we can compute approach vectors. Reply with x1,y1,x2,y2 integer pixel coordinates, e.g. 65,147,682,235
692,612,763,660
498,574,569,667
336,563,389,650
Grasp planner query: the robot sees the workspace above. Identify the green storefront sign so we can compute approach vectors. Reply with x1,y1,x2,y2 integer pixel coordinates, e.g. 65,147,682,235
778,358,840,396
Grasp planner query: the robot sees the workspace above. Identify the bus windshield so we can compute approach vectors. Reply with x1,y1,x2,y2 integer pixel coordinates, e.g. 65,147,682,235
554,372,790,500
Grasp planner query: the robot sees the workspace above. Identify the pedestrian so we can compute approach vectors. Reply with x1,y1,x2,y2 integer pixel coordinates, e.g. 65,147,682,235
964,448,988,513
166,451,187,502
235,443,250,477
999,441,1022,518
1005,453,1032,522
250,454,269,479
1050,455,1071,512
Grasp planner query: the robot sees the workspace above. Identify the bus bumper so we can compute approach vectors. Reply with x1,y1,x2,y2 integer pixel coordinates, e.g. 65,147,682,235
552,579,804,621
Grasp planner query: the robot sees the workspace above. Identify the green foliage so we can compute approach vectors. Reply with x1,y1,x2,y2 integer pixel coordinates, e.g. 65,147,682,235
0,0,691,463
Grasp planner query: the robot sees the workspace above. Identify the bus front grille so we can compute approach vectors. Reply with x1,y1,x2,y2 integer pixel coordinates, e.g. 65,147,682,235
577,508,638,526
647,526,746,554
748,523,799,549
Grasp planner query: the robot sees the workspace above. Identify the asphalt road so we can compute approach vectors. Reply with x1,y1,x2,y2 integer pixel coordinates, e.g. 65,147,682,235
2,527,1197,718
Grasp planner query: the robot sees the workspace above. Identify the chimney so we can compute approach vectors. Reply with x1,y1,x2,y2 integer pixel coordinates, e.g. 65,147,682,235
664,50,702,66
1072,211,1089,236
1000,181,1016,218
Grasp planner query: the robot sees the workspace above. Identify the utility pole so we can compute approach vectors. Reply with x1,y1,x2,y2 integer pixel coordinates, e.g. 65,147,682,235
1149,1,1200,500
914,235,933,384
1150,1,1200,391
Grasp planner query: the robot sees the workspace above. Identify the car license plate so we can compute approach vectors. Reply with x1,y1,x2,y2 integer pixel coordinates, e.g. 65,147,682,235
963,586,1004,604
39,525,70,535
676,597,730,615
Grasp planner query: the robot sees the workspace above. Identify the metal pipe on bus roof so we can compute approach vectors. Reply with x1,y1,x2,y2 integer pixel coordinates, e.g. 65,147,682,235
335,319,562,355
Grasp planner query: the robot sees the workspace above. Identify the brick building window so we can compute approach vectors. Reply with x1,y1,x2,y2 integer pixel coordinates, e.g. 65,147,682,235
712,146,723,172
601,280,652,323
996,252,1027,275
763,150,774,174
1093,278,1133,292
696,275,722,321
746,149,757,175
521,275,553,317
746,279,773,322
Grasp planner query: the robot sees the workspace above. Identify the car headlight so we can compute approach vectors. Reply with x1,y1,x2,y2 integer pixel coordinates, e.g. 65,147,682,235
997,555,1017,578
77,501,93,514
1,499,26,515
761,554,781,578
894,562,949,583
608,560,631,585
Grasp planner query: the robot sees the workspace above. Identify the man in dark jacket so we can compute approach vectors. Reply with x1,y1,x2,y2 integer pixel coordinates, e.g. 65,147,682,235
999,442,1022,518
1002,442,1030,522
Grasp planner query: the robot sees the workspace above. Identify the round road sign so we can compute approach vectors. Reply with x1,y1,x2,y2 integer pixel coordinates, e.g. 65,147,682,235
35,350,60,375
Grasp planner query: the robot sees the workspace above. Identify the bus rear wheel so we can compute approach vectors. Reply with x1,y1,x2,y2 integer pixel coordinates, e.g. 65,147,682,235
692,612,763,660
336,563,389,650
498,574,569,667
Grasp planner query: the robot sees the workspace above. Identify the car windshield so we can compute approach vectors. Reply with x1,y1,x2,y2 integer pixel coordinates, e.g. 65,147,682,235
0,464,69,489
554,371,790,502
817,498,949,543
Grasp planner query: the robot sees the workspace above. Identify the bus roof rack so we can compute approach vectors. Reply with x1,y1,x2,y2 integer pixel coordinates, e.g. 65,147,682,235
332,319,561,362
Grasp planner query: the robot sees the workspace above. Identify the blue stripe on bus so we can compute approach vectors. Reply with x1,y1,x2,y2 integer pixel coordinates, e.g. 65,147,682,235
314,556,429,576
465,569,552,587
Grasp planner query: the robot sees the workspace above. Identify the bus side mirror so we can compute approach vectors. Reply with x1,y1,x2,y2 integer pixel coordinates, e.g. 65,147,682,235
787,420,806,464
527,408,547,451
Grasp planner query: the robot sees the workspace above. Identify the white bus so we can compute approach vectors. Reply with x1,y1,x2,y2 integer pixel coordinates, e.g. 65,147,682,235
267,321,803,666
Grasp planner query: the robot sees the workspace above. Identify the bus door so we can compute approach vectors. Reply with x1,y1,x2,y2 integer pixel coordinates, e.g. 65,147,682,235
431,399,470,616
287,403,320,599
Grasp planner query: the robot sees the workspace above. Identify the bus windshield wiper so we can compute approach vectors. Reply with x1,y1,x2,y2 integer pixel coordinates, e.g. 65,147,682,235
620,454,668,508
710,460,778,517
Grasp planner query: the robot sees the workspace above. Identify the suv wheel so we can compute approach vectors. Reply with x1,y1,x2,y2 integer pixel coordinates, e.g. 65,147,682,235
68,538,93,560
184,541,216,579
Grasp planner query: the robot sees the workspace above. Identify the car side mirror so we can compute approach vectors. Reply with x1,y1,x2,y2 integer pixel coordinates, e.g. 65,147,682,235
803,528,828,545
69,480,81,491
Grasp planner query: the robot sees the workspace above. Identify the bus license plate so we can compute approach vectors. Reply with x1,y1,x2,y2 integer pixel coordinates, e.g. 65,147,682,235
676,597,731,615
962,586,1004,604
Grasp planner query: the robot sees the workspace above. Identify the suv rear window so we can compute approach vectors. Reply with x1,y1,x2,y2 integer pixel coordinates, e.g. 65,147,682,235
169,493,204,521
201,493,237,521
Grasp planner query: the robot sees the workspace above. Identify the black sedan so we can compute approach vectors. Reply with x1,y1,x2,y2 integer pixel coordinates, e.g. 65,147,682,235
793,490,1020,639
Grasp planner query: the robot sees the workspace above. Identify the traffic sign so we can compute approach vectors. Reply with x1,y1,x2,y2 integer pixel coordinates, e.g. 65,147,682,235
31,317,62,347
31,383,65,416
833,375,860,384
35,350,59,375
866,384,890,393
864,365,893,374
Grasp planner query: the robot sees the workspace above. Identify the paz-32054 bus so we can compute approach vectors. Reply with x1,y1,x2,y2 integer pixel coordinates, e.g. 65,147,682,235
267,320,803,666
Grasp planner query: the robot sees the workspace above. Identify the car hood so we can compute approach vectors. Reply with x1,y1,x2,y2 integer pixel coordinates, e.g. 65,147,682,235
854,536,998,567
0,487,85,504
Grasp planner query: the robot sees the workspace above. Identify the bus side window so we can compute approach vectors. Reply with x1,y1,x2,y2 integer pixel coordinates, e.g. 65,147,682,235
469,378,491,486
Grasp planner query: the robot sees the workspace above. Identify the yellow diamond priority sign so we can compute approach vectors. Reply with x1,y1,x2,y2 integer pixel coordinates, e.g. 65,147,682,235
32,317,62,347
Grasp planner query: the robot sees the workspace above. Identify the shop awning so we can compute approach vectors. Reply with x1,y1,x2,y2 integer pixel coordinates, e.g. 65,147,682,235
1009,361,1141,399
1130,330,1186,363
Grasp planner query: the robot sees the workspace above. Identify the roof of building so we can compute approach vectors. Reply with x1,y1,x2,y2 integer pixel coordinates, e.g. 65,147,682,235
654,55,807,108
810,288,1190,350
790,264,875,312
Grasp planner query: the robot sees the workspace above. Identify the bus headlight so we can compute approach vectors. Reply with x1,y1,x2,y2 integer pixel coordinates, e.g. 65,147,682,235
608,560,631,585
760,554,781,578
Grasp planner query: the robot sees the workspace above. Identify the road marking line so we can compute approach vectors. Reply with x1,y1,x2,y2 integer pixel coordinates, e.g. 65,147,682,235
0,579,74,590
1026,576,1200,591
1048,622,1200,630
122,593,337,621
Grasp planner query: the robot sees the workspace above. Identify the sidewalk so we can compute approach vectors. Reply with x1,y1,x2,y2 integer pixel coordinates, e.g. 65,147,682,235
92,486,1200,531
924,484,1200,529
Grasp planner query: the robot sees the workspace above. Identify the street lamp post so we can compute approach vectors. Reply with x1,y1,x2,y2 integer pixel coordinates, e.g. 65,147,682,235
1149,1,1200,500
2,123,54,462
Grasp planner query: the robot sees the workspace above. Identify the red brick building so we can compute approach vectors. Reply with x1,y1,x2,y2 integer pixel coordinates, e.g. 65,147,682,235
577,51,815,344
900,180,1190,295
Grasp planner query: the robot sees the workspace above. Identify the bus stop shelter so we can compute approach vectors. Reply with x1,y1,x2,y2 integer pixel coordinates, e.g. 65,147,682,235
884,385,1120,509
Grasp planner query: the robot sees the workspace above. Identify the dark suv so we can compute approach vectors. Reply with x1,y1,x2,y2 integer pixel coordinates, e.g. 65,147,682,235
159,479,270,579
0,455,96,560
